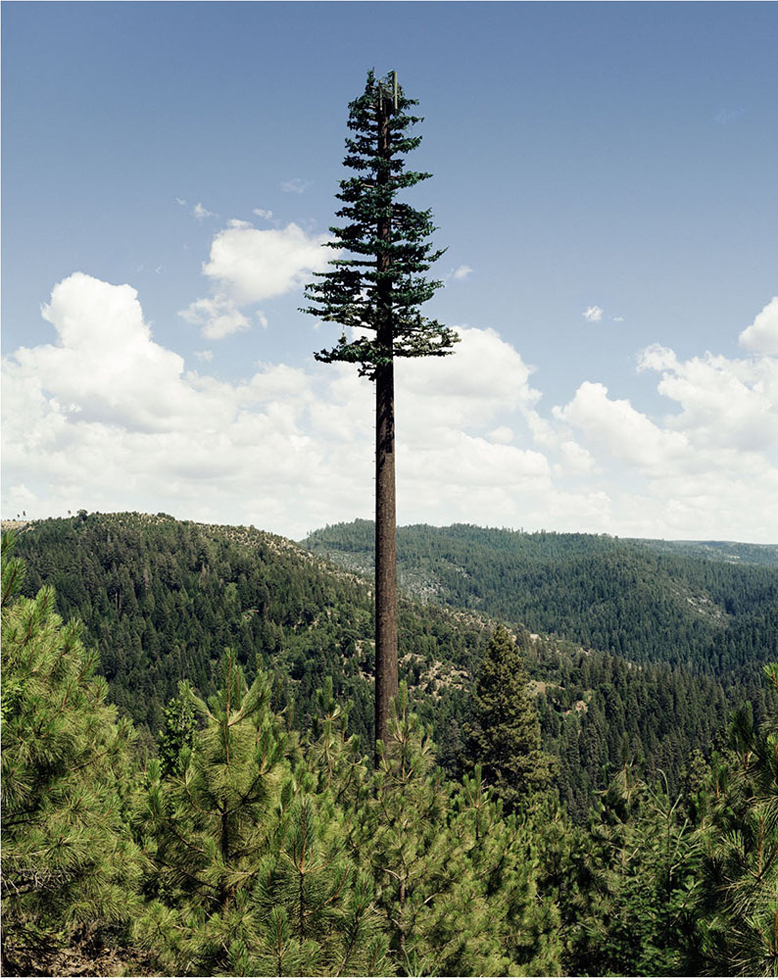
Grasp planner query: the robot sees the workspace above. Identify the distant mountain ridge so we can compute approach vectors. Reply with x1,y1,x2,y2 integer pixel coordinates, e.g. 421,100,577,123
624,536,778,567
301,520,778,676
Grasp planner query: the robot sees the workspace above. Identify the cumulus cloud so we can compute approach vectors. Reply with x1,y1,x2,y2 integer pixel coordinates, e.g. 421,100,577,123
739,297,778,355
583,306,603,322
400,326,541,432
23,273,195,431
3,274,330,528
180,296,252,341
4,277,778,542
202,220,329,305
548,297,778,540
253,208,274,221
489,426,514,444
638,343,778,451
180,220,332,338
554,381,690,471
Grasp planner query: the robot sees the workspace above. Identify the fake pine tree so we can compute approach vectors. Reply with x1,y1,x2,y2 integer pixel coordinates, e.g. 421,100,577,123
303,70,458,758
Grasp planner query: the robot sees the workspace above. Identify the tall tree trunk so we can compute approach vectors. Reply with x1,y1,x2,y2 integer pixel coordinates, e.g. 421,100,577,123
375,358,398,756
374,91,398,761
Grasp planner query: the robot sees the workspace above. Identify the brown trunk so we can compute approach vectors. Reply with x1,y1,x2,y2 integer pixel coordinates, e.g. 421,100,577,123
374,88,398,763
374,358,398,757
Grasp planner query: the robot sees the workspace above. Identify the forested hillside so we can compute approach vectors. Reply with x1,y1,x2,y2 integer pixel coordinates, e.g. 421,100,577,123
9,512,772,821
302,520,778,680
4,532,778,977
11,512,485,745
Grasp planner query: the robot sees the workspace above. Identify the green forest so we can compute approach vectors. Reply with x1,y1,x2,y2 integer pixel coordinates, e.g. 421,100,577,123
3,512,778,976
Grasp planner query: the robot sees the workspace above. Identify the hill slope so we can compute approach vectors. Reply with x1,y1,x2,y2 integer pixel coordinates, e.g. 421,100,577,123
10,512,486,742
301,520,778,678
8,512,769,819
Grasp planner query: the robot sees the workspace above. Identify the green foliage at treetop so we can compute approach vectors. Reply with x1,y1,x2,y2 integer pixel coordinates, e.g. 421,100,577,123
302,70,458,377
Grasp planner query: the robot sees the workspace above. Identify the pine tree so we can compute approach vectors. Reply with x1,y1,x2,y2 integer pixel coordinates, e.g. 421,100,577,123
466,624,555,811
695,666,778,976
348,685,560,975
136,649,292,975
1,535,142,974
302,70,458,760
157,682,198,779
249,777,392,977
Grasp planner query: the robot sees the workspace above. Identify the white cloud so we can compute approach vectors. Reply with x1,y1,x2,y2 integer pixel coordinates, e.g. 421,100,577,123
554,381,690,472
400,326,540,433
489,425,514,444
557,440,595,474
638,343,778,451
180,295,252,340
180,220,332,338
192,202,216,219
281,178,312,194
452,265,473,280
253,208,274,220
26,272,195,431
2,274,331,528
739,297,778,355
549,299,778,540
583,305,604,322
4,276,778,543
175,197,187,207
201,221,330,305
194,350,214,362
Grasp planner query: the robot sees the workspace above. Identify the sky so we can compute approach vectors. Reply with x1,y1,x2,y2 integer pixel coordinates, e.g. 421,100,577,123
2,1,777,543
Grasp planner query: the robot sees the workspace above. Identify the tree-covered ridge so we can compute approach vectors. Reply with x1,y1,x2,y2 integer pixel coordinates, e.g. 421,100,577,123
302,519,778,676
9,512,757,820
627,536,778,567
10,512,487,745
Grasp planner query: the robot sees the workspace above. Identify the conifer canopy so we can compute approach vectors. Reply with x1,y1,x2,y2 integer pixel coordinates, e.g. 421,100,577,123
302,69,458,377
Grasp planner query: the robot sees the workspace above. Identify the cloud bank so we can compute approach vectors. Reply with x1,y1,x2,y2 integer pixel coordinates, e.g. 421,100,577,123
3,274,777,542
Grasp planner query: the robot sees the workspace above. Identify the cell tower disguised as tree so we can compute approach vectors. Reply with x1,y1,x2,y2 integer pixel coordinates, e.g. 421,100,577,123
303,71,457,758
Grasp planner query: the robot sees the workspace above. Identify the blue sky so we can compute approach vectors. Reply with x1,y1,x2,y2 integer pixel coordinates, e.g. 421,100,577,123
3,2,777,541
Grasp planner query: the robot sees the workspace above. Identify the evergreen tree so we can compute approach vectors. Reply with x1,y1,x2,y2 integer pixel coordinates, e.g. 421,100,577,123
466,624,555,811
695,665,778,976
136,649,292,975
249,777,392,976
349,685,560,975
302,70,458,759
157,682,198,779
1,535,142,974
